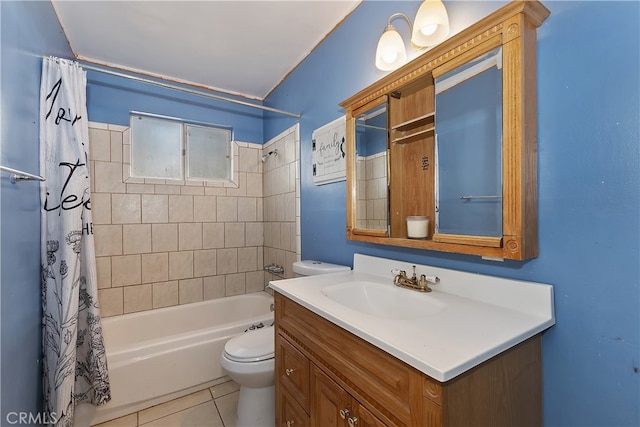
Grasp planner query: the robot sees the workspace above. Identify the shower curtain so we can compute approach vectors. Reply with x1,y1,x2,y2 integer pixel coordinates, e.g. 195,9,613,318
40,57,110,426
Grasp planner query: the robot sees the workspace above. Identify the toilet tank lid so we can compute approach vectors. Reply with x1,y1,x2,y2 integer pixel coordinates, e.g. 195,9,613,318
292,260,351,276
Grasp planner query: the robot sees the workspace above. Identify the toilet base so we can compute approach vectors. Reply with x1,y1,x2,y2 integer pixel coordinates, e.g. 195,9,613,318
236,384,275,427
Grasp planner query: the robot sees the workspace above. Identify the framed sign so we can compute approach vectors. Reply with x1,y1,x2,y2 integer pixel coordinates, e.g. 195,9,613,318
312,115,346,185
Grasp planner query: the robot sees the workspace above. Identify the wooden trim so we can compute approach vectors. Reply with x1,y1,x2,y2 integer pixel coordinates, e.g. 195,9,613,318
432,233,503,248
351,228,388,237
340,1,550,110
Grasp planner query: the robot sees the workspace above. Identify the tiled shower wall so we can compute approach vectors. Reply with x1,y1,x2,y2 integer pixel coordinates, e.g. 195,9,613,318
356,152,387,230
89,122,266,317
262,125,301,281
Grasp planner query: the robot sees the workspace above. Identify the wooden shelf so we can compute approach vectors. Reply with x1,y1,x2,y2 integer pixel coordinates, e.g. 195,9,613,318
391,112,435,132
392,126,435,144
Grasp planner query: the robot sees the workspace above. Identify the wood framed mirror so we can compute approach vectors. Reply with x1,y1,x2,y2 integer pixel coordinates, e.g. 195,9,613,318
342,0,550,260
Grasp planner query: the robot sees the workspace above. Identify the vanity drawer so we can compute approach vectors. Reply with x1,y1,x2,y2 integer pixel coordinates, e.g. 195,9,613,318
278,386,311,427
276,332,310,412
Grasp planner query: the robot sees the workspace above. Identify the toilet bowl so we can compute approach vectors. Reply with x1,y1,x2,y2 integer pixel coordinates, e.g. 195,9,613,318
222,260,350,427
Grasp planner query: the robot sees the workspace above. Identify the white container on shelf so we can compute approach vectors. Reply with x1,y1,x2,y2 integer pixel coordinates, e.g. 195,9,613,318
406,216,429,239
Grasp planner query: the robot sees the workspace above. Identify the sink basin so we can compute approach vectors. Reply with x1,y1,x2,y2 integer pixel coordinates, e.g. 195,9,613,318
321,281,445,320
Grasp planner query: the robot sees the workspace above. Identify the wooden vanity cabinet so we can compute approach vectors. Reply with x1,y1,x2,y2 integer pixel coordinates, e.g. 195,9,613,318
274,293,543,427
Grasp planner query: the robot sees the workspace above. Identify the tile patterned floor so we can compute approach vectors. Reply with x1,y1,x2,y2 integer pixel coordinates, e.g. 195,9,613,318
93,379,239,427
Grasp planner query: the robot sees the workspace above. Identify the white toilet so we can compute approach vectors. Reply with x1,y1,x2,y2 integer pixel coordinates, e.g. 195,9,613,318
221,260,350,427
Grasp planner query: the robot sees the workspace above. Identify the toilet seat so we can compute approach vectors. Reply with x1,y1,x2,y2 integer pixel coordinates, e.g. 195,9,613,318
224,325,274,363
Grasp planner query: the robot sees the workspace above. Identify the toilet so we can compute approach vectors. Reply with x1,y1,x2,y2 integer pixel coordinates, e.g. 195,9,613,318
221,260,350,427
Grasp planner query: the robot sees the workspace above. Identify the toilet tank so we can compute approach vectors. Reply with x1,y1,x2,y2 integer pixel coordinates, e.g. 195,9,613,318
292,260,351,277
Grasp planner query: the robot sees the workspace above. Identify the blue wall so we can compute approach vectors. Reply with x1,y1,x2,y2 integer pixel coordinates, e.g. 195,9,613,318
2,1,638,426
0,0,73,421
86,69,265,144
265,1,640,426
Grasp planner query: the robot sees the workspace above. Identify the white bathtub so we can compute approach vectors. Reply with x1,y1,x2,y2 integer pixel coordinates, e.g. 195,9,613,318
74,292,274,426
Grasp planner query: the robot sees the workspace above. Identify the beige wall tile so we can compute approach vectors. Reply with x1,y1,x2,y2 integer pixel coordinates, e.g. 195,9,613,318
237,247,257,272
203,276,225,300
246,173,262,197
224,223,245,248
155,185,181,195
152,223,178,252
217,248,237,274
179,223,203,250
216,197,238,222
142,253,169,283
112,193,141,224
179,278,203,304
237,198,257,222
256,198,264,221
91,193,111,225
202,223,225,249
126,183,155,194
194,196,216,222
98,288,123,317
204,186,227,196
123,284,152,313
225,273,245,296
94,224,122,256
94,161,125,193
180,186,205,195
169,195,193,222
96,257,111,289
226,172,246,197
169,251,194,280
111,255,141,287
122,224,151,254
246,271,265,293
194,249,217,277
110,130,123,163
239,147,259,173
245,222,264,246
142,194,168,223
153,281,178,309
89,128,111,162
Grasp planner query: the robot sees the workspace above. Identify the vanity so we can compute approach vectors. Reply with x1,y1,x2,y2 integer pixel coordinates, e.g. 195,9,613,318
270,254,555,426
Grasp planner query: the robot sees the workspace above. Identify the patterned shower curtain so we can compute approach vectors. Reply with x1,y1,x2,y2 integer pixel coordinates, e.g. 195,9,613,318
40,57,110,426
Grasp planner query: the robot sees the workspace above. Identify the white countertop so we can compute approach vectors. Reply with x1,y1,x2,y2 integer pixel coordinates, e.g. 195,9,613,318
269,254,555,382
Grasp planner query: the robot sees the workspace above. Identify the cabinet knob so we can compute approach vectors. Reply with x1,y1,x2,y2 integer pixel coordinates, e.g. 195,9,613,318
339,409,350,419
285,368,294,376
348,417,358,427
286,421,295,427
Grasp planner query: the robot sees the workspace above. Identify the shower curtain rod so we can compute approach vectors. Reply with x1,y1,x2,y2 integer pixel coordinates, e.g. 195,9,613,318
48,58,301,119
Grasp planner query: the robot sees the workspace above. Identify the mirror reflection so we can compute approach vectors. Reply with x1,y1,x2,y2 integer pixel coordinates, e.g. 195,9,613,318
355,102,389,232
435,47,503,237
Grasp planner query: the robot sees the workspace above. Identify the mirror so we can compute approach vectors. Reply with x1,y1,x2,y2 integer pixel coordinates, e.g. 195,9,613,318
434,47,503,237
342,0,549,259
355,100,389,233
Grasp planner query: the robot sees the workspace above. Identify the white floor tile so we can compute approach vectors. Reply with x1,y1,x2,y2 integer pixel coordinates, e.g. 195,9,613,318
139,401,223,427
214,391,239,427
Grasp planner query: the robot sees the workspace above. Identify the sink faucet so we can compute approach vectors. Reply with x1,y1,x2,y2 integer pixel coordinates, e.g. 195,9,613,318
392,265,439,292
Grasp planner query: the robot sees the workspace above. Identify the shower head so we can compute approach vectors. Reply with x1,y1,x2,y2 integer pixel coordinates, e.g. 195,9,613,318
261,149,278,162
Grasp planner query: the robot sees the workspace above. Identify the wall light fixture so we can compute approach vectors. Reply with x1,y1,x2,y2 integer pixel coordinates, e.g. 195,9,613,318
375,0,450,71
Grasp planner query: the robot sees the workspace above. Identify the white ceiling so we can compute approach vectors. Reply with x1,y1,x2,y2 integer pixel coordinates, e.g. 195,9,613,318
52,1,361,101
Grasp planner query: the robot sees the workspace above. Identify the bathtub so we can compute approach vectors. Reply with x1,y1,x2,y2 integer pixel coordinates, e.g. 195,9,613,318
74,292,274,426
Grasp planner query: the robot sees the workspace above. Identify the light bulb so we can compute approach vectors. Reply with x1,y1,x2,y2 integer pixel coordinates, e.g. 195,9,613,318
420,23,438,36
382,50,398,64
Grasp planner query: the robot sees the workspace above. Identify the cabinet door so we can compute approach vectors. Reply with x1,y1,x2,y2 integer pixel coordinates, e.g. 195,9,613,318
311,365,351,427
276,333,310,411
352,404,387,427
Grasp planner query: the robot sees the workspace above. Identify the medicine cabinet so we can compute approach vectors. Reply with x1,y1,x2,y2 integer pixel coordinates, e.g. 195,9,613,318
341,0,550,260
